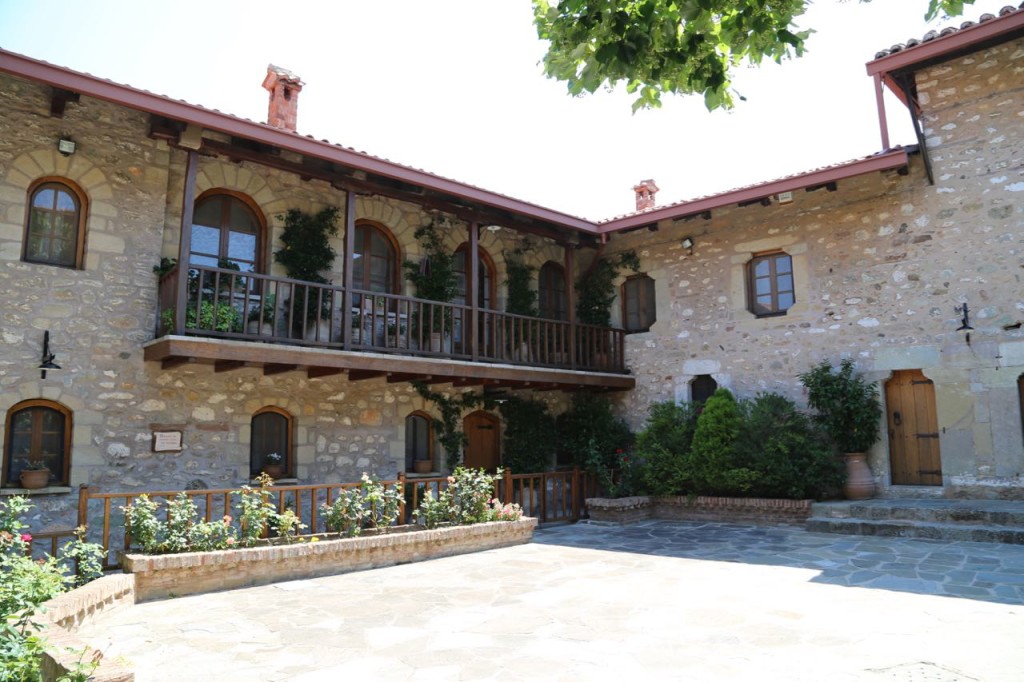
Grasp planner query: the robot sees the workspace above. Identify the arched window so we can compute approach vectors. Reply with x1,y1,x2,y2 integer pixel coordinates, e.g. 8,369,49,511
452,244,495,310
4,400,72,487
24,178,87,268
250,407,292,478
352,221,399,293
622,274,656,332
405,412,434,471
747,252,795,317
691,375,718,405
191,191,265,273
538,262,567,321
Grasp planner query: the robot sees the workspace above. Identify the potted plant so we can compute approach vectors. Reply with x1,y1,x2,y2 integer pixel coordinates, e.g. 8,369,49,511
19,461,50,490
412,453,433,474
404,217,458,349
273,207,339,339
798,358,882,500
247,293,277,336
261,452,286,480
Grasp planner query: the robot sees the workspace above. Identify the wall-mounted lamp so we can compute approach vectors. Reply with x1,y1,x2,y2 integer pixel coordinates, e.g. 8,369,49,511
39,330,62,379
484,224,502,233
57,137,76,157
955,301,973,346
681,236,694,255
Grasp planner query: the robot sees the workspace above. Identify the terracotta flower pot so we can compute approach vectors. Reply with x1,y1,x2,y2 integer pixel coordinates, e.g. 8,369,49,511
843,453,875,500
262,463,286,480
20,469,50,490
412,460,433,474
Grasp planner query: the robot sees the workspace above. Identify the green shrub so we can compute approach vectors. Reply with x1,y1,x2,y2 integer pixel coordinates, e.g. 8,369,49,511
499,396,557,473
321,488,365,537
738,393,844,499
798,358,882,453
634,400,700,495
556,393,632,470
413,468,511,528
689,388,757,496
359,474,403,532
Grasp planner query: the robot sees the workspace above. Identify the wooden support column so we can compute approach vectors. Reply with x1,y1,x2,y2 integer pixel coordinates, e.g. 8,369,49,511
873,74,890,151
565,242,577,369
469,221,479,362
174,150,198,335
341,190,356,350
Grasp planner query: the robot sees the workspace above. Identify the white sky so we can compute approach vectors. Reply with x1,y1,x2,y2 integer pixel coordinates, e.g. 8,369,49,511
0,0,1012,220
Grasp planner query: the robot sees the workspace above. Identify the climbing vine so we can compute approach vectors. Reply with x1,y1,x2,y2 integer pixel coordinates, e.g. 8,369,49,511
504,245,538,317
576,249,640,326
411,383,493,471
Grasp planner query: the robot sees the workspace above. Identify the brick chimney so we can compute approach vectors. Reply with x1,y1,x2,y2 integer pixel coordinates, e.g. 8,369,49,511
633,179,659,212
262,64,304,132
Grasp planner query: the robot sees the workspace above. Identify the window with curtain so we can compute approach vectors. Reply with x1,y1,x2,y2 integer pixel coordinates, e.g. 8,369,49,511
352,222,398,293
405,412,433,471
250,408,292,477
622,274,656,332
24,180,86,268
4,400,71,487
190,192,263,273
748,252,795,317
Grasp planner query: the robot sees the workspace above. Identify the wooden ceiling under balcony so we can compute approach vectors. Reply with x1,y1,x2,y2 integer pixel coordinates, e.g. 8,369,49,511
143,337,635,392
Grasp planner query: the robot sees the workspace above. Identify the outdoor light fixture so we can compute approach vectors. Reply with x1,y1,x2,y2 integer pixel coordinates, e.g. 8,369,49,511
955,302,973,346
57,137,76,156
39,330,61,379
681,236,694,254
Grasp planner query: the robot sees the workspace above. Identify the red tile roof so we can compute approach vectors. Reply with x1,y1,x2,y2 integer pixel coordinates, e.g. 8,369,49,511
873,3,1023,59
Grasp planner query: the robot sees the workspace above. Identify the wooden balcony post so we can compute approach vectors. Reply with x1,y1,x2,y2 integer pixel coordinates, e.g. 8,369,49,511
469,221,479,361
341,190,356,350
571,467,580,520
174,150,198,335
565,243,577,369
503,467,512,505
77,483,90,528
397,470,407,523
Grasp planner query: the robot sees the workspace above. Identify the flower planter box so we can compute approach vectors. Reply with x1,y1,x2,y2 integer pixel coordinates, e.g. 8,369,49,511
122,518,537,602
586,496,813,526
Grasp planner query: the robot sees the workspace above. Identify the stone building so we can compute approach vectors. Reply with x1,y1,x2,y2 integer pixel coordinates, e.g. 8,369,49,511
0,6,1022,533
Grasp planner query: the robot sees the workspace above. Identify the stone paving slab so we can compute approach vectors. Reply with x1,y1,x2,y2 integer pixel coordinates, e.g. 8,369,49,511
76,521,1024,681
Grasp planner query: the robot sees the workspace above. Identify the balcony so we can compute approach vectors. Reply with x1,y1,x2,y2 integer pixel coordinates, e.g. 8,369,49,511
144,265,634,391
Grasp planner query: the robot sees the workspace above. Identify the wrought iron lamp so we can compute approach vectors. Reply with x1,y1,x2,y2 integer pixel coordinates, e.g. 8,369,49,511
39,330,61,378
955,302,973,346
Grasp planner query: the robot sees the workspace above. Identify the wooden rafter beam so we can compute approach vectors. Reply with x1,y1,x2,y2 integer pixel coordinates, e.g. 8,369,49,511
49,88,79,118
264,363,297,376
348,370,385,381
386,373,425,383
161,356,191,370
214,360,246,373
308,367,344,379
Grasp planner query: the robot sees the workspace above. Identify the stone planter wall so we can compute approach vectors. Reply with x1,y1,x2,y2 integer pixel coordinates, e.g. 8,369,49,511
38,574,136,682
586,496,813,526
123,518,537,602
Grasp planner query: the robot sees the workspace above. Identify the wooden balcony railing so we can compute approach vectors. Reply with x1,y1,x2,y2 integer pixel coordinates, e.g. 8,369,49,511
157,265,626,372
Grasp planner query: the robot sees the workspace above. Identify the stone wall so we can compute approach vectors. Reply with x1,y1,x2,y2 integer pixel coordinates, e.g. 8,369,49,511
585,496,813,525
603,36,1024,499
0,73,571,535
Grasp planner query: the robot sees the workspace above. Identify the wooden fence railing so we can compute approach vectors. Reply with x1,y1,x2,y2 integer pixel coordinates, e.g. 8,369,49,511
76,469,598,569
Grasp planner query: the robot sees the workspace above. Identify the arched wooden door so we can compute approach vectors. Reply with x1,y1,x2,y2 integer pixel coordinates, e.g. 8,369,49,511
462,411,500,471
886,369,942,486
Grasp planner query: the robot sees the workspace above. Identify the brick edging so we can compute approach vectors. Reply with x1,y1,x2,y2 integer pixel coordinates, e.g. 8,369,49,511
586,496,813,525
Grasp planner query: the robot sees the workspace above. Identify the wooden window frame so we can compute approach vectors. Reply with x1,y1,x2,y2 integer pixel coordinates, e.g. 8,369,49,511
747,251,795,317
353,220,401,294
3,399,72,487
621,273,656,333
191,189,267,274
23,177,88,269
538,261,567,321
453,243,496,310
405,411,435,471
249,406,293,478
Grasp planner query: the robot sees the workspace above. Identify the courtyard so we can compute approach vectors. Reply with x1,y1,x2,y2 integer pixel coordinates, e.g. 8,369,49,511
76,521,1024,681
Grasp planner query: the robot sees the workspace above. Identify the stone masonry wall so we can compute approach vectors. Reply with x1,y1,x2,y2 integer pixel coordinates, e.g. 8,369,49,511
605,36,1024,499
0,73,570,535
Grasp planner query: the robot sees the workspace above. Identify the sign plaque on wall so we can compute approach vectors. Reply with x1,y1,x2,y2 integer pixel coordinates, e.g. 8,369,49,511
152,430,183,452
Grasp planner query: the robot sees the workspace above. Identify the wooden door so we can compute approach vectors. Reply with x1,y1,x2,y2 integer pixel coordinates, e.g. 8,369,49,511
886,370,942,485
462,411,500,471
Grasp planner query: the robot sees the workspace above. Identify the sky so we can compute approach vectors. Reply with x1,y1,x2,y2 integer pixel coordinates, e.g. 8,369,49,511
0,0,1013,220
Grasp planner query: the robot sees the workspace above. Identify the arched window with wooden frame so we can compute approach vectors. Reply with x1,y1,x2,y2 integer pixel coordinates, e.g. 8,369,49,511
622,274,656,332
452,244,496,310
250,407,293,478
23,177,88,269
747,251,795,317
352,221,400,294
190,190,266,275
3,399,72,487
538,261,567,321
405,411,435,472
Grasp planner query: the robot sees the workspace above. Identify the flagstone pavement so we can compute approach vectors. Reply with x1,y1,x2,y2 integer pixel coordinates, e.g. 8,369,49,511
77,521,1024,681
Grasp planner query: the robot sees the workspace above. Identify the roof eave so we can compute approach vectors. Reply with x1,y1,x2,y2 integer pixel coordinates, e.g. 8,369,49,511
597,148,911,234
0,49,598,234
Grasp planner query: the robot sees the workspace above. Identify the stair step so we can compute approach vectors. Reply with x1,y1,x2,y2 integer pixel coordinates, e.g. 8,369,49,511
810,501,1024,527
806,517,1024,545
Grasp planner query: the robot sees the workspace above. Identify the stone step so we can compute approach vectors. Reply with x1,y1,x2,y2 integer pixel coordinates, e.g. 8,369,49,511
810,500,1024,527
806,517,1024,545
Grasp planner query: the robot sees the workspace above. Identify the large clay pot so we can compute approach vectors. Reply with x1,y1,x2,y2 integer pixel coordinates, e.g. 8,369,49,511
412,459,433,474
843,453,875,500
20,469,50,490
261,463,286,480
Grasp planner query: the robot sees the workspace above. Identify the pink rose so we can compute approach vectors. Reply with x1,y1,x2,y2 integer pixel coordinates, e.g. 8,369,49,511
20,533,32,543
